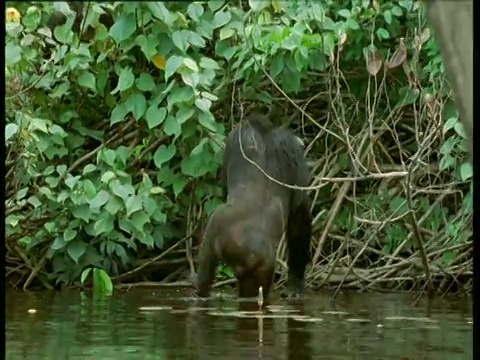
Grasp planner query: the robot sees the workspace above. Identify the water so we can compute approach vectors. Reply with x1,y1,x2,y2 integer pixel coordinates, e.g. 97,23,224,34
6,288,472,359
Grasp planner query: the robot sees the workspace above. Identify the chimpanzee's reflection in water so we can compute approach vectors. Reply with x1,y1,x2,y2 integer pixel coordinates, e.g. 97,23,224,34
186,298,312,360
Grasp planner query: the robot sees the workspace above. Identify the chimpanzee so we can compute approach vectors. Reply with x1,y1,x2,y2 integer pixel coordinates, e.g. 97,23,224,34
193,113,312,299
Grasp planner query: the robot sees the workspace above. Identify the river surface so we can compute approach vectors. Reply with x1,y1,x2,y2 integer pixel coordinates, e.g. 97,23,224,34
6,288,472,359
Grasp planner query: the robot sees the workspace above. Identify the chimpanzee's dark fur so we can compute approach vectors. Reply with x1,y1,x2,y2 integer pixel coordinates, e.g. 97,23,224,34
193,113,312,299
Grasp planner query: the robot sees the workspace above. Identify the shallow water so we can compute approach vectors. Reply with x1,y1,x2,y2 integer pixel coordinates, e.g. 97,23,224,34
6,288,472,359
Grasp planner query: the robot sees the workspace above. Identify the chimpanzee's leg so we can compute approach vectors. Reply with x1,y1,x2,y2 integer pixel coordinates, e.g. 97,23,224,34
285,201,312,298
195,224,220,298
196,241,218,298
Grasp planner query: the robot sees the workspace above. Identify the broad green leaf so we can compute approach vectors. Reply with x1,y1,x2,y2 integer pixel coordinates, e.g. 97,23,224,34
219,27,235,40
110,182,135,202
383,10,392,24
64,227,78,242
454,122,467,139
443,117,458,134
199,57,220,70
130,211,150,232
186,31,206,48
183,58,199,72
89,190,111,208
77,71,97,92
93,268,113,296
153,144,177,169
191,138,209,156
83,180,97,200
109,13,136,43
337,9,351,18
195,98,212,112
165,55,184,80
102,149,117,166
136,73,156,92
212,10,231,29
81,268,92,283
391,6,403,16
135,34,160,59
215,40,238,60
164,116,182,137
65,175,80,189
5,123,19,142
187,3,204,22
208,1,225,12
172,31,189,52
105,196,123,215
376,28,390,40
459,162,473,181
67,240,87,263
145,105,167,129
111,67,135,94
198,112,217,132
82,164,97,175
147,2,175,26
126,93,147,120
51,236,67,250
27,196,42,208
93,215,115,235
110,103,129,125
181,72,200,88
249,0,269,12
181,155,206,177
176,107,195,124
6,43,22,66
72,205,91,222
125,195,143,217
101,171,116,183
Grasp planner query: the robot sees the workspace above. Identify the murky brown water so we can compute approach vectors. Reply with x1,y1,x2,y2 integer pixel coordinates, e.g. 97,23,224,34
6,288,472,359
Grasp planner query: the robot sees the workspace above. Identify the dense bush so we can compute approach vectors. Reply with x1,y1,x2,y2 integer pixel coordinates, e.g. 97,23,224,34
5,1,472,296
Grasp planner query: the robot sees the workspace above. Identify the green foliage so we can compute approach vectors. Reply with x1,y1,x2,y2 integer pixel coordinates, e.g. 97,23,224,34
5,0,471,289
81,267,114,296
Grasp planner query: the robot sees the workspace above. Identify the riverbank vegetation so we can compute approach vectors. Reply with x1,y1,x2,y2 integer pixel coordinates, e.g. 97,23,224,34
6,1,472,297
